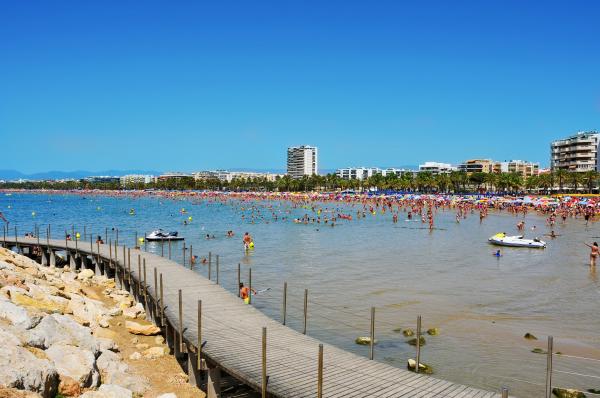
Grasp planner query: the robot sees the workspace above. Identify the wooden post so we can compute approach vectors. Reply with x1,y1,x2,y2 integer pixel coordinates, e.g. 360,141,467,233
168,239,171,259
84,225,86,240
178,289,183,353
105,227,107,243
109,239,112,268
135,231,138,248
370,307,375,360
143,259,148,309
48,224,51,240
208,258,212,281
303,288,308,335
137,255,142,297
416,315,422,374
501,387,508,398
545,336,553,398
115,228,119,246
262,326,267,398
197,300,202,371
249,268,252,304
208,251,212,269
159,273,164,326
189,245,193,270
216,255,220,285
182,242,186,266
237,263,241,297
144,233,147,251
127,248,131,284
154,267,158,301
317,344,323,398
161,241,164,257
282,282,287,325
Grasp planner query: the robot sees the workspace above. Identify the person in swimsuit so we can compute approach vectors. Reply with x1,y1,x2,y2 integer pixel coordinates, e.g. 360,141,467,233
239,282,257,303
584,242,599,267
242,232,253,249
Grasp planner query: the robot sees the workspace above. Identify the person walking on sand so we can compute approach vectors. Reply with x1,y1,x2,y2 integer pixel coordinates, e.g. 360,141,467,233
584,242,599,267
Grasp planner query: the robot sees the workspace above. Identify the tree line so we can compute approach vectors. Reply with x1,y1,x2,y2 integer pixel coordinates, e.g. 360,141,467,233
1,170,599,194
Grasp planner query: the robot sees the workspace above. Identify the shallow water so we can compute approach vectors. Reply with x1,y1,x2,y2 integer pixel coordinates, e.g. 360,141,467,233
3,192,600,396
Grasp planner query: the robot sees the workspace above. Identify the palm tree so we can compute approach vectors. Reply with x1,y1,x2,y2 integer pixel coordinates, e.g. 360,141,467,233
568,171,582,193
582,170,599,194
554,169,568,193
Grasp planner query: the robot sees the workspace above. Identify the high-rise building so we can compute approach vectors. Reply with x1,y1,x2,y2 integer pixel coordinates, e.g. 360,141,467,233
287,146,318,178
551,131,600,172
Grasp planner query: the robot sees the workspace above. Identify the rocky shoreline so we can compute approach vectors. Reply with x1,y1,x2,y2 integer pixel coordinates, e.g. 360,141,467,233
0,247,204,398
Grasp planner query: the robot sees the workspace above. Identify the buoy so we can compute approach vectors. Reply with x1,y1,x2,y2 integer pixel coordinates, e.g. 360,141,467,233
75,232,81,240
188,216,192,221
31,211,36,217
138,237,144,243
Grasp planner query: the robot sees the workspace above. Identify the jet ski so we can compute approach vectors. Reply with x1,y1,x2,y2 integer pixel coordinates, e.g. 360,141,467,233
488,233,546,248
145,229,184,241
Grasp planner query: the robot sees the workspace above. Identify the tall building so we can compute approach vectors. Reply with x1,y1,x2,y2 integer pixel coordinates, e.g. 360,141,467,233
287,146,318,179
492,160,539,178
551,131,600,172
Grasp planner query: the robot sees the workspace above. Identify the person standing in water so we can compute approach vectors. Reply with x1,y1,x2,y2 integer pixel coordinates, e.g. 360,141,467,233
584,242,599,267
239,282,257,304
242,232,253,249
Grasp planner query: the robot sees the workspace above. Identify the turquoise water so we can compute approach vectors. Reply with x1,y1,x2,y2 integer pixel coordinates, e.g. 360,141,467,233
2,192,600,396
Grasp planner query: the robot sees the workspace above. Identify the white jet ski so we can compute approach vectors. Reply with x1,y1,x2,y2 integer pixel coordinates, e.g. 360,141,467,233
145,229,184,241
488,233,546,248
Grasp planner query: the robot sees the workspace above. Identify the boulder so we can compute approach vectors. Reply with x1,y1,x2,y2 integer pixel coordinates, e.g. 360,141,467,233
10,291,67,314
122,303,145,319
97,337,119,352
142,346,168,359
552,388,586,398
98,384,133,397
45,343,99,388
0,344,59,397
125,321,160,336
0,297,33,327
0,387,43,397
154,335,165,344
106,372,150,395
407,336,426,346
426,328,439,336
354,336,377,345
77,269,95,280
402,329,414,337
97,350,129,379
407,358,433,374
25,314,101,355
67,294,108,328
0,327,22,346
58,375,81,397
524,332,538,340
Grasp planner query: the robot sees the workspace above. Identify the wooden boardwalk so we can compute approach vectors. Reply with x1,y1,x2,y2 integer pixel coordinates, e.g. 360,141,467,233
3,236,503,398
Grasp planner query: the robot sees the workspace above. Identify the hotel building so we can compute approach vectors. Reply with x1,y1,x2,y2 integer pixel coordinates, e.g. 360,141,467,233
287,146,318,179
551,131,600,172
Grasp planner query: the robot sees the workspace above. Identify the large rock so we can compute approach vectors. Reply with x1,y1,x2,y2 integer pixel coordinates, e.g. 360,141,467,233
58,375,81,397
0,327,22,346
105,372,150,395
552,388,586,398
142,346,168,359
25,313,101,355
79,384,133,398
77,269,95,280
97,350,129,383
125,321,160,336
67,293,108,327
122,303,145,319
45,343,99,388
0,387,43,397
0,297,32,327
10,291,68,314
0,344,59,397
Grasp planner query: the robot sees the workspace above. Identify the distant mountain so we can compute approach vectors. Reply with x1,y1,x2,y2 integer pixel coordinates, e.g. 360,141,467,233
0,169,162,181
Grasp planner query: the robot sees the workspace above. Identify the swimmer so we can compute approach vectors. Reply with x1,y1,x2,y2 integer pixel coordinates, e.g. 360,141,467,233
493,250,502,257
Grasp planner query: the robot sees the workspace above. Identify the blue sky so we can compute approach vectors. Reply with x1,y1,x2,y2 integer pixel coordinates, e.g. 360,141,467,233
1,0,599,173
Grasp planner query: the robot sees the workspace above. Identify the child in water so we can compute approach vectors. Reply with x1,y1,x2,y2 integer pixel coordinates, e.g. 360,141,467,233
493,250,502,257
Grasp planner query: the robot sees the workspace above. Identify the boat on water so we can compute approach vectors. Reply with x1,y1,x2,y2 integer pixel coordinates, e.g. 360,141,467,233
145,229,184,241
488,233,546,248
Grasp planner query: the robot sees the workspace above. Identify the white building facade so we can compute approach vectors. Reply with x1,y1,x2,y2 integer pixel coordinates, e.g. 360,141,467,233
287,146,318,179
551,131,600,172
418,162,456,174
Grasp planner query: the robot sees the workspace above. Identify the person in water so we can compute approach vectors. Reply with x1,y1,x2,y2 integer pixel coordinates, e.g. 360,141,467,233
239,282,257,303
96,235,104,244
493,249,502,257
584,242,599,267
242,232,253,249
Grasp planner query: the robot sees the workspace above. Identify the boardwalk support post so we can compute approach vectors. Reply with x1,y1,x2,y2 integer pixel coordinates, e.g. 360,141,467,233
282,281,287,325
237,263,241,297
197,300,202,371
303,289,308,335
249,268,252,304
370,307,375,360
182,242,186,267
190,245,193,269
545,336,553,398
416,315,422,373
168,239,171,259
178,289,184,354
501,387,508,398
318,344,323,398
216,255,219,284
262,326,267,398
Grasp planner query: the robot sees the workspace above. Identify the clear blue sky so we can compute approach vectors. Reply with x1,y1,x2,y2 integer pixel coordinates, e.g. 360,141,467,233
1,0,599,173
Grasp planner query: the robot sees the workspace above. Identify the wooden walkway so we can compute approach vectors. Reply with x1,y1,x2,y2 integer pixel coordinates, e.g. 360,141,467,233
3,236,503,398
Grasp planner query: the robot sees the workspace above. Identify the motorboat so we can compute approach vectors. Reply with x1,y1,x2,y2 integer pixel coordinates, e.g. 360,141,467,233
488,233,546,248
145,229,184,241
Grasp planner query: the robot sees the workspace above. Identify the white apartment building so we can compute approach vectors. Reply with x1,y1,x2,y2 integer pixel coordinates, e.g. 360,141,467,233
493,160,539,177
419,162,456,174
551,131,600,172
287,146,318,179
120,174,153,186
193,170,281,183
336,167,381,180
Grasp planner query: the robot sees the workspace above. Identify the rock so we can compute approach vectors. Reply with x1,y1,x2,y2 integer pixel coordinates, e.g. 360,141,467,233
0,297,35,327
26,314,101,355
154,335,165,344
98,384,133,397
67,294,108,328
93,328,118,341
125,321,160,335
392,328,402,333
97,350,129,377
0,388,43,397
0,344,59,397
532,348,547,354
0,326,22,346
106,372,150,395
157,393,178,398
97,337,119,352
426,328,439,336
58,375,81,397
142,346,168,359
98,317,110,328
402,329,414,337
354,336,377,345
122,303,145,319
524,332,538,340
588,389,600,394
77,269,95,280
135,343,149,350
107,307,121,317
407,358,433,374
407,336,426,346
45,343,99,387
10,291,67,314
129,352,142,360
552,388,586,398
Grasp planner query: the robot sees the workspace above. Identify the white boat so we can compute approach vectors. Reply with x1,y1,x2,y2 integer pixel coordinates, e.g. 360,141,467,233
488,233,546,248
146,229,184,241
